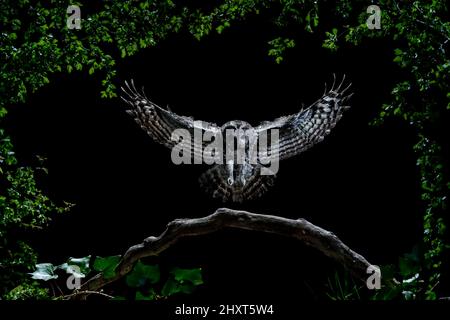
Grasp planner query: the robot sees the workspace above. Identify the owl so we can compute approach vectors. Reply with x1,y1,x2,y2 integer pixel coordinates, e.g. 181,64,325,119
121,75,352,202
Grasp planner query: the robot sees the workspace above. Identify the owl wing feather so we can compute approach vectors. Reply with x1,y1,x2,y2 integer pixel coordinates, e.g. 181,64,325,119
121,80,220,160
255,75,353,162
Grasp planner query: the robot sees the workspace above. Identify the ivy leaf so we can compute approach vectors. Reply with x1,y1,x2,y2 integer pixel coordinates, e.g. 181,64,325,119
68,256,91,274
160,267,204,297
171,267,203,285
161,278,196,297
161,278,179,296
29,263,58,281
93,255,121,279
126,261,160,287
58,263,84,278
57,255,91,278
135,289,156,300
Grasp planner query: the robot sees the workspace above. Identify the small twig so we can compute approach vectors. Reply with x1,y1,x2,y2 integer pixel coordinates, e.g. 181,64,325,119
55,282,64,297
63,290,115,300
49,281,56,297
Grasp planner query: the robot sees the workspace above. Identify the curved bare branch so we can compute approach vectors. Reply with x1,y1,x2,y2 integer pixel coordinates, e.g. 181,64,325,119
82,208,372,292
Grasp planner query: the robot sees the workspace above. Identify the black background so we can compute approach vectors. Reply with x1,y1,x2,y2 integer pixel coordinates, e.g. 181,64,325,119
5,9,425,306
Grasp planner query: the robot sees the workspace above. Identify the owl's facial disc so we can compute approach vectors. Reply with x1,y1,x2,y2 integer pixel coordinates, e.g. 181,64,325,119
221,120,252,131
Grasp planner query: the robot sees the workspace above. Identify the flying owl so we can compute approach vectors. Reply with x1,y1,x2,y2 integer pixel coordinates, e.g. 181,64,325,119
121,75,352,202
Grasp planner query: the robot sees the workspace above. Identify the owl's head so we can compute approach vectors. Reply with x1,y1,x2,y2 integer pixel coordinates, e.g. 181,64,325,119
221,120,252,132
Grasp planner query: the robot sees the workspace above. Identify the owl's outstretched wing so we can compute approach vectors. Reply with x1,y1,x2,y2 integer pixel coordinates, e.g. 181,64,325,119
121,80,220,159
255,75,353,162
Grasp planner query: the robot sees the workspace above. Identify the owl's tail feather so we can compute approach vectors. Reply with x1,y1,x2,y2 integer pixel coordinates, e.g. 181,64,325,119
199,165,276,203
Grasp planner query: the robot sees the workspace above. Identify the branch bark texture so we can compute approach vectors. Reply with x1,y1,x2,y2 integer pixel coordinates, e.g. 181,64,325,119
83,208,372,292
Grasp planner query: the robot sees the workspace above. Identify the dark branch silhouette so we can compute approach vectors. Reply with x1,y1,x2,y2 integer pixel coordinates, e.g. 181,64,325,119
81,208,373,294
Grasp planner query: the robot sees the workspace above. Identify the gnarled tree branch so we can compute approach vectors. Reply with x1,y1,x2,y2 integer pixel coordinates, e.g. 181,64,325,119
82,208,373,293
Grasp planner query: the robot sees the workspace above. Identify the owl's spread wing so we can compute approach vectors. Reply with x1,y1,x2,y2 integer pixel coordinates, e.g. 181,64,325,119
255,75,352,161
121,80,220,159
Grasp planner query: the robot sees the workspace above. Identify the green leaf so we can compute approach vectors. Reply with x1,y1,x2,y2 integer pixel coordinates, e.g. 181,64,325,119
57,263,84,278
68,256,91,273
171,267,203,285
135,289,156,300
313,14,319,27
29,263,58,281
93,255,121,279
126,261,160,288
0,107,8,118
161,278,196,297
58,255,91,278
216,25,225,34
161,278,179,296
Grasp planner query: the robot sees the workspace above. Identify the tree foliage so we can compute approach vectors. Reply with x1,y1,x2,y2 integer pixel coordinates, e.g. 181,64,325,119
0,134,70,297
